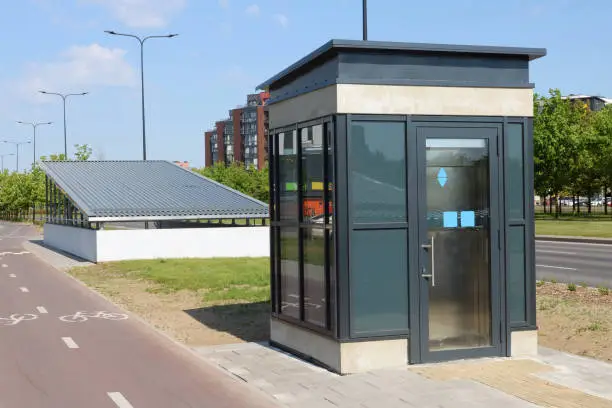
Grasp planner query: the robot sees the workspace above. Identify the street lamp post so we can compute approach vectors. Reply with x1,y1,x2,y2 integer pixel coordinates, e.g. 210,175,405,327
104,30,178,161
2,141,31,172
39,91,88,158
0,154,15,173
16,121,52,166
363,0,368,40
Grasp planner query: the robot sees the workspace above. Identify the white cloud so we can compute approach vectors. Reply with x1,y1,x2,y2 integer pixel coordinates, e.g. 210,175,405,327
219,0,229,9
273,13,289,28
83,0,186,28
245,4,260,16
15,44,136,103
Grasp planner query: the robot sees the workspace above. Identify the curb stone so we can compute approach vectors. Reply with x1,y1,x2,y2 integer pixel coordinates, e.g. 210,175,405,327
536,235,612,245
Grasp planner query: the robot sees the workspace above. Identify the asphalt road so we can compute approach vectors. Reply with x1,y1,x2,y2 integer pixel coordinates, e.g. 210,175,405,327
0,222,276,408
536,240,612,287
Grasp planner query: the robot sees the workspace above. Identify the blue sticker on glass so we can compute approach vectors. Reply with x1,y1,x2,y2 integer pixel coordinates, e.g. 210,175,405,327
443,211,458,228
461,211,475,227
437,168,448,187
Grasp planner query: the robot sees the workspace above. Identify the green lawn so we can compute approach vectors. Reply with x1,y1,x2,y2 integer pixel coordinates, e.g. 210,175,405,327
536,217,612,238
72,258,270,303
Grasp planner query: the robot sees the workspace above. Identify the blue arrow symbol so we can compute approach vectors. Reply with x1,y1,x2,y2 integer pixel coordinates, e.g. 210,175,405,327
437,168,448,187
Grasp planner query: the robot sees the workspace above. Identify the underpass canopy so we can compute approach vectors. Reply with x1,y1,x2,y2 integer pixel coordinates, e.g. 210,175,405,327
41,160,269,223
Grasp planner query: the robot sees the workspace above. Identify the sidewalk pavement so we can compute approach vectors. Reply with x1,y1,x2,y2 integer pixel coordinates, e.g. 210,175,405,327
26,233,612,408
23,239,92,270
195,343,612,408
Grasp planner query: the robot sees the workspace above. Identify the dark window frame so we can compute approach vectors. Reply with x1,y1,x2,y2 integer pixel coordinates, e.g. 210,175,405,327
270,115,336,335
505,119,536,330
346,116,410,338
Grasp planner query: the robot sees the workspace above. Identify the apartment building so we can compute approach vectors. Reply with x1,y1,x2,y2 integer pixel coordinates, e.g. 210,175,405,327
173,161,190,169
563,94,612,111
204,92,269,170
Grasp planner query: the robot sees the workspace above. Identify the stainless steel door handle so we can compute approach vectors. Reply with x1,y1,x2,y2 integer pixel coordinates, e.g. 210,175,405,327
421,235,435,286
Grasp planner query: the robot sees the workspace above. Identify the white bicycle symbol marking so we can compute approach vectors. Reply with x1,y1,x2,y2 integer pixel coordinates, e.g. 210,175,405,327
59,311,129,323
0,314,38,326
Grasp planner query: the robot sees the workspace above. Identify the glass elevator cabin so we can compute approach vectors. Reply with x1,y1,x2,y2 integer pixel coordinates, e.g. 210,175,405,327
262,39,546,374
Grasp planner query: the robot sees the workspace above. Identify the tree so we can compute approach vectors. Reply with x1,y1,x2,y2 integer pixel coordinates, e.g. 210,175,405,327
534,89,587,216
592,105,612,213
74,144,92,161
194,161,269,202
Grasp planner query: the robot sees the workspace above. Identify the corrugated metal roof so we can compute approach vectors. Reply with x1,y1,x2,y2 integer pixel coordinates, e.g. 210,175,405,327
40,160,269,221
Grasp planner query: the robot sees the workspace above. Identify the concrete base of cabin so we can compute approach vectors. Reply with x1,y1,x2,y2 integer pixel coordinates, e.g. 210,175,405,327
270,318,408,375
510,330,539,357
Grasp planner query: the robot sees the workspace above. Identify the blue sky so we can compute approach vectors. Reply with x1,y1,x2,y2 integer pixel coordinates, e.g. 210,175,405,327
0,0,609,170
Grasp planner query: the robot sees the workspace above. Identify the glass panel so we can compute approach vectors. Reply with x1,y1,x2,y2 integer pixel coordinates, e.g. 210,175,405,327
506,124,524,219
280,227,300,319
426,138,492,350
301,125,324,224
350,122,406,223
508,226,526,323
303,228,326,327
326,123,334,224
326,229,335,330
350,229,408,335
278,131,298,222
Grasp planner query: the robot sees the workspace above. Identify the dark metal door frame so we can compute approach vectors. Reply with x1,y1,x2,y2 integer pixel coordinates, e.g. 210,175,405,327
411,122,504,363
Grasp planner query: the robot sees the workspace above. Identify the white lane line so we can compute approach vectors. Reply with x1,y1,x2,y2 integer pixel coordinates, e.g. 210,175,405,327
19,287,29,293
536,250,577,255
107,392,134,408
0,251,30,256
536,264,577,271
62,337,79,349
2,264,7,268
8,273,16,278
37,306,48,314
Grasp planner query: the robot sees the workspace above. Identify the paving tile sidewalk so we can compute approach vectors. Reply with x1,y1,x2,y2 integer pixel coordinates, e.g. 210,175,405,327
195,342,612,408
23,239,93,270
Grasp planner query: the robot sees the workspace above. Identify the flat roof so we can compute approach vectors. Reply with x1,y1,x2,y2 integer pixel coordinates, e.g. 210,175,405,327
257,39,547,90
41,160,269,222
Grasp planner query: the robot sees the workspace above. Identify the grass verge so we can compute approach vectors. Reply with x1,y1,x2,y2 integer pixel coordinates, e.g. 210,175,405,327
69,258,270,346
535,217,612,238
69,258,612,363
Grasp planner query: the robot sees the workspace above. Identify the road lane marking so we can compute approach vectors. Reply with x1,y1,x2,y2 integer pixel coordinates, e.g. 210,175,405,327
0,251,30,256
37,306,48,314
8,273,16,278
536,264,577,270
2,264,7,268
59,311,129,323
536,250,577,255
62,337,79,349
108,392,134,408
19,287,29,293
0,314,37,326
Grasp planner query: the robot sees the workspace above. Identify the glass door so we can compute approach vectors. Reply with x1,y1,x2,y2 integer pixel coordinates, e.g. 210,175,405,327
416,125,502,362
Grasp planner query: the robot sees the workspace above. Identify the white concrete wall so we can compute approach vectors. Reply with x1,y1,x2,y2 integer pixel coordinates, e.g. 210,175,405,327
43,224,98,261
44,224,270,263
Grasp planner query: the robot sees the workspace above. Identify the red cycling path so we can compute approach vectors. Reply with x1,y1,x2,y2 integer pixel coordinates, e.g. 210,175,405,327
0,222,278,408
